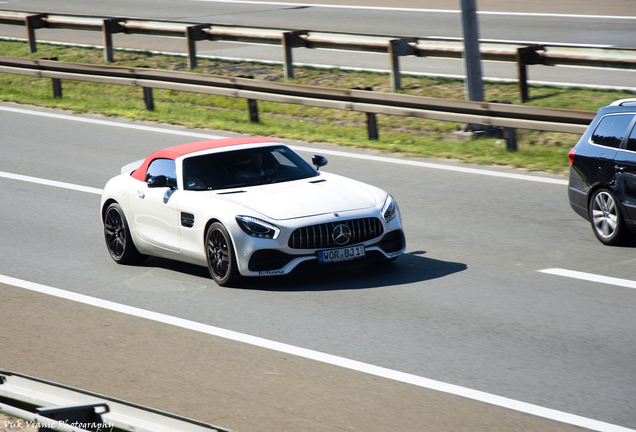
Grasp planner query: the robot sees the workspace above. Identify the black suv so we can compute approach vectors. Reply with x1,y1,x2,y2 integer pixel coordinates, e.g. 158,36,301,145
569,99,636,245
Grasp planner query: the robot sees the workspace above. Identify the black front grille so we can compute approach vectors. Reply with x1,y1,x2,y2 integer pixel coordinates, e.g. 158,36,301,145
288,217,383,249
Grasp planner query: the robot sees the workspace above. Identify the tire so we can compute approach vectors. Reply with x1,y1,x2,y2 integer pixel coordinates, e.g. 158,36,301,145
589,188,634,246
206,222,239,286
104,202,147,264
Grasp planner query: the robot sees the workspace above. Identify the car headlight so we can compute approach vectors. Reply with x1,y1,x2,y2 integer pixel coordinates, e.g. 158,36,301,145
382,195,398,223
236,216,280,239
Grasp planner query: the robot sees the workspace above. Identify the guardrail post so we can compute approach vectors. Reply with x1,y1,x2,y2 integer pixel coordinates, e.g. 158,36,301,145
186,25,209,69
366,113,379,140
102,19,126,63
143,87,154,110
25,14,46,54
516,45,546,103
52,78,62,98
247,99,259,123
504,127,517,151
282,31,307,80
517,55,529,103
389,40,401,92
41,57,62,98
388,39,415,92
490,100,517,151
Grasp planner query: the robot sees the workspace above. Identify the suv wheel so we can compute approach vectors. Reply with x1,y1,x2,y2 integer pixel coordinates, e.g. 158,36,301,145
589,188,634,245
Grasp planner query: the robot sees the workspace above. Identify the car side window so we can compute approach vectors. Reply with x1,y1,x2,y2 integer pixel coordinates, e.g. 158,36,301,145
146,158,177,187
591,114,634,148
626,124,636,152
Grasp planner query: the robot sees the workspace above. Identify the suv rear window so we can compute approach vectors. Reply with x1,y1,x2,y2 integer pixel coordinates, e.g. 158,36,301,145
591,114,635,148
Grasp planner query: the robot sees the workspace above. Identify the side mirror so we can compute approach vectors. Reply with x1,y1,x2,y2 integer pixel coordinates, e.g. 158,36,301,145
312,155,328,170
147,175,175,189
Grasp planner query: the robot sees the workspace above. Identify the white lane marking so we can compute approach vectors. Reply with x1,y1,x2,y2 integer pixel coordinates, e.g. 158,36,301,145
0,171,103,195
185,0,636,20
477,11,636,20
0,105,568,186
1,274,633,432
0,106,226,140
539,268,636,290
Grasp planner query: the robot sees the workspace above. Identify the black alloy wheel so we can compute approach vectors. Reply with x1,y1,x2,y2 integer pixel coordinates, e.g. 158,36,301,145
589,188,634,246
104,203,147,263
206,222,239,286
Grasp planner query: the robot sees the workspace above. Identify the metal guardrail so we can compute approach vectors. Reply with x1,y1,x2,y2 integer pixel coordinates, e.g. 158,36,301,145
0,9,635,100
0,370,233,432
0,54,596,138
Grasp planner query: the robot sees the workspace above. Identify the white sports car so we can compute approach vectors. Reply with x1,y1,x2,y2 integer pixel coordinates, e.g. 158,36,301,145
101,137,406,286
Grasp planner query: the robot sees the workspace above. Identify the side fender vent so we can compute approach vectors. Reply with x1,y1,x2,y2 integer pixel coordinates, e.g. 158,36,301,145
181,212,195,228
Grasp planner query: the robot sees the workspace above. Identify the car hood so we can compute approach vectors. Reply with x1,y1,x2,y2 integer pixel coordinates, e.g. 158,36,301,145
218,173,380,220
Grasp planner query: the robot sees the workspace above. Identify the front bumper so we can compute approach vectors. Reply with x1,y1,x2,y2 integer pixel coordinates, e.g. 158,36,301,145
230,207,406,277
246,229,406,276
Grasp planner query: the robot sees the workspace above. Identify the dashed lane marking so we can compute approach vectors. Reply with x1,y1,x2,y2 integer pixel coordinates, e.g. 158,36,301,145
539,268,636,290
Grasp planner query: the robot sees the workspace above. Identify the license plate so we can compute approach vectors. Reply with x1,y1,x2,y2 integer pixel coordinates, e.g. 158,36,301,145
318,245,365,263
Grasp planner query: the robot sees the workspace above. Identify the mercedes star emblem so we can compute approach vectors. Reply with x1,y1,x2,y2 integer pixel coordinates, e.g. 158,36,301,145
332,224,352,245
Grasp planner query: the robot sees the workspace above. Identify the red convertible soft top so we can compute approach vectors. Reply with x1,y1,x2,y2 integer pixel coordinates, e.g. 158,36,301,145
131,137,280,181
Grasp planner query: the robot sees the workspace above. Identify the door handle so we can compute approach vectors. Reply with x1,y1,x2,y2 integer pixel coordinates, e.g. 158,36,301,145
136,191,145,199
615,165,626,172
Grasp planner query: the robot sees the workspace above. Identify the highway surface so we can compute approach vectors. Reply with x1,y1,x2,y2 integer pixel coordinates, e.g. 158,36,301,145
0,101,635,432
1,2,636,431
0,0,635,89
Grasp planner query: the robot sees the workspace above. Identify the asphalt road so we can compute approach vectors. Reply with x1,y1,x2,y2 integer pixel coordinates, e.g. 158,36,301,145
0,0,634,89
0,102,635,432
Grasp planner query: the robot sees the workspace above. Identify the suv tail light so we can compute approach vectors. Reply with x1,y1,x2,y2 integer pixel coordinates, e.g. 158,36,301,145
569,147,576,165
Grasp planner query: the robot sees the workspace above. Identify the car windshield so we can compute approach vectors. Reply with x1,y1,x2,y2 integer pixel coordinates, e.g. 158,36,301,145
182,145,319,191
